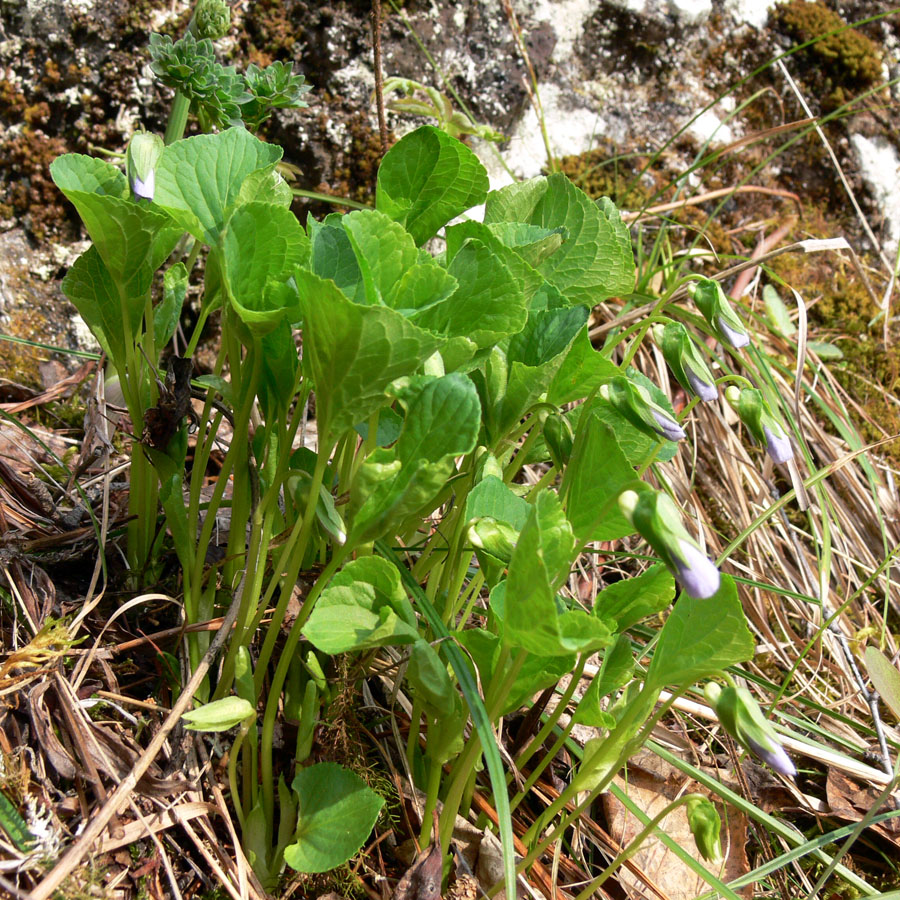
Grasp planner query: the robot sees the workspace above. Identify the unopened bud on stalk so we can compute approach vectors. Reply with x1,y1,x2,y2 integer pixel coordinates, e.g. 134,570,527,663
543,411,574,468
194,0,231,39
686,796,723,863
125,132,163,201
688,278,750,349
659,321,718,403
618,489,721,598
705,682,797,777
724,386,793,464
601,376,686,443
468,517,518,567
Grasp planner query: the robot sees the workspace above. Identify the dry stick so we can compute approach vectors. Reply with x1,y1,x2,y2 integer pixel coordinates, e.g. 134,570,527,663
371,0,388,153
30,588,244,900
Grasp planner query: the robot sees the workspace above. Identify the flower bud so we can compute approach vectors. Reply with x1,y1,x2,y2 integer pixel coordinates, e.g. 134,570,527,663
601,376,686,443
660,322,718,403
686,796,723,863
618,489,721,598
543,411,574,468
182,696,255,732
724,386,793,464
687,278,750,349
194,0,231,39
468,517,518,567
125,132,163,201
705,682,797,777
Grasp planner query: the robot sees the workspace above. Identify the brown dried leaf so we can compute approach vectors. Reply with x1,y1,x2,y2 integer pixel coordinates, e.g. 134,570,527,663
393,841,443,900
826,767,900,846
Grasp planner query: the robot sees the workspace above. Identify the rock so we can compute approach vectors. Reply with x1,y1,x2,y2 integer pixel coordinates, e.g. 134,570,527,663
851,134,900,259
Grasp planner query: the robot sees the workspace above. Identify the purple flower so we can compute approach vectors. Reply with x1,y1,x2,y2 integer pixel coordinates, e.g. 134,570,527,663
673,539,721,598
131,170,155,201
651,409,687,442
763,424,793,463
717,316,749,349
685,365,718,403
746,735,798,778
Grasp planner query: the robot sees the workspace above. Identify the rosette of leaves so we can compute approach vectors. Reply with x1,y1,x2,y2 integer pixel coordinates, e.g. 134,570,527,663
149,32,247,129
241,62,312,131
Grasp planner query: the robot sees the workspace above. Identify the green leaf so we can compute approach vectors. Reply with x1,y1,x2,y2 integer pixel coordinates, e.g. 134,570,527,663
594,563,674,631
413,239,526,348
302,592,419,653
488,306,588,440
237,163,294,207
62,246,135,368
763,284,796,336
562,413,636,543
285,763,384,873
329,556,416,627
386,262,459,315
302,553,422,655
485,221,568,268
156,262,188,348
376,125,489,245
258,322,299,420
50,153,128,199
572,634,634,728
807,340,843,360
645,576,754,690
456,627,574,716
348,373,481,543
220,202,308,334
501,493,578,656
295,269,442,439
547,326,619,406
50,155,180,293
154,127,283,244
864,647,900,721
445,220,544,307
0,791,34,852
308,216,365,304
182,696,255,731
342,209,419,305
407,639,458,716
464,474,530,530
484,175,634,305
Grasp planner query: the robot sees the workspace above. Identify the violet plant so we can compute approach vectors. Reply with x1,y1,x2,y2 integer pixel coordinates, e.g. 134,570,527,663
49,6,804,893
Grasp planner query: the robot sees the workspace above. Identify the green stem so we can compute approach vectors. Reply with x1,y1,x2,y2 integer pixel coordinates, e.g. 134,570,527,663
164,91,191,145
571,794,706,900
259,546,349,841
509,655,586,812
252,443,335,696
438,648,527,852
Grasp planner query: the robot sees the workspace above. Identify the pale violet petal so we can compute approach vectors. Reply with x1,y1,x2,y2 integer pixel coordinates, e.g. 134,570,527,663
717,316,749,348
685,367,718,403
132,169,155,201
763,424,793,463
746,735,797,777
651,409,686,442
673,539,720,598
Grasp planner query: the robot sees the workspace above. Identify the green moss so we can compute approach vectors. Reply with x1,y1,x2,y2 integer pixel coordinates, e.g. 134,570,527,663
326,114,393,206
0,132,71,242
770,1,884,108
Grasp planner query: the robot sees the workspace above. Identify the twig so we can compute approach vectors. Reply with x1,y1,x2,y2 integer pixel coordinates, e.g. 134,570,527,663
371,0,388,153
29,587,244,900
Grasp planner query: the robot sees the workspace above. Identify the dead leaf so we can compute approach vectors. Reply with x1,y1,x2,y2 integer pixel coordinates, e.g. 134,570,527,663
602,752,751,900
826,767,900,846
393,841,443,900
